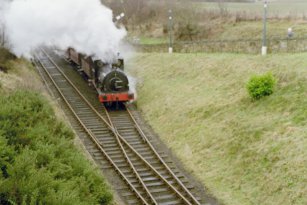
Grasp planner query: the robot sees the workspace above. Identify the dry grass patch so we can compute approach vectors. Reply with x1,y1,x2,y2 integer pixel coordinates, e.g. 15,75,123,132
128,52,307,205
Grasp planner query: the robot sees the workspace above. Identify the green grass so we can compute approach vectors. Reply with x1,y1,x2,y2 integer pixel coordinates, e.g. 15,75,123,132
127,52,307,205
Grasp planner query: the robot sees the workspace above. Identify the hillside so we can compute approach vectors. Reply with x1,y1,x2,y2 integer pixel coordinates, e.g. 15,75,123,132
0,48,113,205
127,52,307,205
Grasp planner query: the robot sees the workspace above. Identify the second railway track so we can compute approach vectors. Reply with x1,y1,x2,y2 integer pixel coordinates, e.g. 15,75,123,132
34,49,206,205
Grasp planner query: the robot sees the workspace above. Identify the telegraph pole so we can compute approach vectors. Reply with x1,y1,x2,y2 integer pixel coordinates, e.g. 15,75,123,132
168,9,173,54
262,0,268,56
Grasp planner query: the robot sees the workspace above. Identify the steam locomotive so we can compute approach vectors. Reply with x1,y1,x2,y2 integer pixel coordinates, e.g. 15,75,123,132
67,48,134,104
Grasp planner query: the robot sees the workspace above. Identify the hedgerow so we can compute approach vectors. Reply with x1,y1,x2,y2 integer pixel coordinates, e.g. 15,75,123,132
0,91,113,205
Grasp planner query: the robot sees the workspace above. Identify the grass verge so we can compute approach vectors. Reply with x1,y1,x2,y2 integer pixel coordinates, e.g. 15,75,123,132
128,52,307,205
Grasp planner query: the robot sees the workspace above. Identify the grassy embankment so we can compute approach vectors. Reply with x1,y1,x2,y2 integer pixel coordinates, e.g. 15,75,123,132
0,48,113,204
128,52,306,205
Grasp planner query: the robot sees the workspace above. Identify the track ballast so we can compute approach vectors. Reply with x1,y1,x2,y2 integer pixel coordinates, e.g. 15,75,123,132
34,49,205,205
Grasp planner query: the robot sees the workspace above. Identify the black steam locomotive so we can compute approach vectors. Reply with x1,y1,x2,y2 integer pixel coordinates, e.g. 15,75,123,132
67,48,134,104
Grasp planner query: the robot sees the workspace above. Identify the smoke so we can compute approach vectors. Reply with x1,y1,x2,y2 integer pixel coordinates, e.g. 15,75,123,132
128,76,138,102
1,0,126,62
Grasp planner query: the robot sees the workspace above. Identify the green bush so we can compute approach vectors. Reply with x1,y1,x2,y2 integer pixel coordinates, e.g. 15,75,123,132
0,91,113,205
247,72,277,100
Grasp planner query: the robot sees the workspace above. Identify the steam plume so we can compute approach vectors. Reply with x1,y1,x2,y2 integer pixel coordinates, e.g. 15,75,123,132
1,0,126,61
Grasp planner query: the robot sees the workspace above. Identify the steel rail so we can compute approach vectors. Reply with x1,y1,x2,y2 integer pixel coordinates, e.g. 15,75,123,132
32,58,55,98
41,50,163,204
103,107,193,205
103,107,158,204
35,52,150,205
41,49,195,205
125,105,201,205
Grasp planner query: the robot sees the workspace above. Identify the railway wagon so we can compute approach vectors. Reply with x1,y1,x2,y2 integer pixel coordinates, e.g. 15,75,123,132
67,48,82,65
67,48,134,104
81,56,94,79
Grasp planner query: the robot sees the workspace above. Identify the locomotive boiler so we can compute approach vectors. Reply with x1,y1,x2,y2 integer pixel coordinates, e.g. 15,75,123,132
67,48,134,104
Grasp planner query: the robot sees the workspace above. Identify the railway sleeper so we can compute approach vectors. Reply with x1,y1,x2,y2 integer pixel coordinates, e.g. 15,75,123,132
115,126,135,130
127,142,149,149
102,146,122,153
133,165,168,173
113,120,132,124
94,134,113,140
123,140,143,146
111,158,129,164
120,137,143,143
142,154,169,161
118,135,144,142
97,134,115,139
118,131,140,136
80,120,103,125
76,110,92,117
73,105,92,109
143,180,166,188
149,163,177,172
86,125,109,129
94,135,113,141
130,146,152,153
96,138,117,144
91,132,111,137
101,143,119,149
73,104,93,109
159,199,184,205
126,198,143,205
130,150,166,158
65,97,81,102
104,149,122,155
153,193,179,204
88,127,110,132
111,163,130,169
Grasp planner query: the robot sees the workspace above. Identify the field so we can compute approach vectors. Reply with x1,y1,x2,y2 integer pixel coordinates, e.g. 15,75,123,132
124,0,307,45
127,52,307,205
194,1,307,17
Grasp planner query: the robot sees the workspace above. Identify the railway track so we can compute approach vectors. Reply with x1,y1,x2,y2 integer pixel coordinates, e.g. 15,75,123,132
34,49,204,205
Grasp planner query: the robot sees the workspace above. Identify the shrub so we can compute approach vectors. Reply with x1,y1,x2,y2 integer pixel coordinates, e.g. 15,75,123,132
0,48,16,73
0,91,113,205
247,72,277,100
0,48,16,64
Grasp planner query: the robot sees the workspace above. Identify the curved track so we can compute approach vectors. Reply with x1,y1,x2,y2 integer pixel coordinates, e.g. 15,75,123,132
34,49,204,205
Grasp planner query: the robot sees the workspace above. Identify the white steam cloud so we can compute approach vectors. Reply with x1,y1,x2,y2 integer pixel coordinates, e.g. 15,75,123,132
1,0,126,61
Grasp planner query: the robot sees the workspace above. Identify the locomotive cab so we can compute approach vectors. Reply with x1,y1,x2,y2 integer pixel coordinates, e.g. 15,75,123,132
112,58,124,70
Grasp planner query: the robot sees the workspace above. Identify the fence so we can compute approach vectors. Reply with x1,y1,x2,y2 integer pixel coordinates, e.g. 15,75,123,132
133,37,307,54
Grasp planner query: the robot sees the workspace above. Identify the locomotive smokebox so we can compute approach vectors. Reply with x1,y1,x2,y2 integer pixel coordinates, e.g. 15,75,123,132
102,70,129,92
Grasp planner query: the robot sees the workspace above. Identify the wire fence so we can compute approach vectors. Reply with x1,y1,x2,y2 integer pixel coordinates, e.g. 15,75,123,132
133,37,307,54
